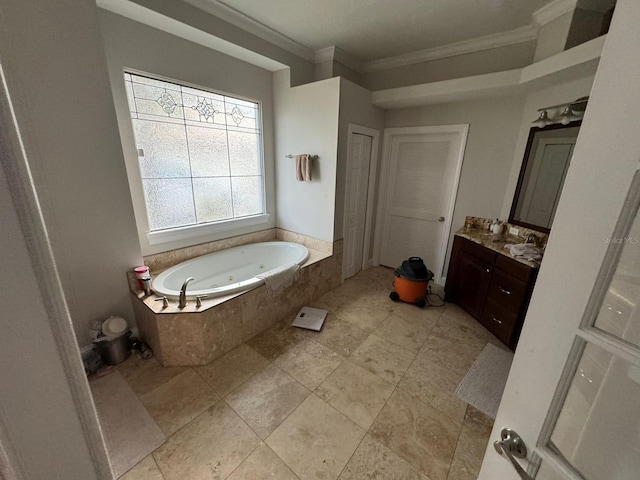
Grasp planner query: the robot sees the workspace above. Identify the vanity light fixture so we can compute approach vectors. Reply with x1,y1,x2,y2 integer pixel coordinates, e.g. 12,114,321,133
532,96,589,127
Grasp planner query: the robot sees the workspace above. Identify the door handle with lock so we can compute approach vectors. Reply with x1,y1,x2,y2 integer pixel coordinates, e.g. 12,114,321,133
494,428,532,480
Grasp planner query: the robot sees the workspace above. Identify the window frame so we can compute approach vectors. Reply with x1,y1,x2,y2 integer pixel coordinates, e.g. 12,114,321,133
122,68,269,249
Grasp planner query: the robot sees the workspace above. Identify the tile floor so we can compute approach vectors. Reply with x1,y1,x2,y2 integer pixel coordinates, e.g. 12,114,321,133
116,266,502,480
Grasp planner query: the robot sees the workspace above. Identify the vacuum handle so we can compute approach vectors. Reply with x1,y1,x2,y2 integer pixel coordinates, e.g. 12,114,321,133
408,257,423,262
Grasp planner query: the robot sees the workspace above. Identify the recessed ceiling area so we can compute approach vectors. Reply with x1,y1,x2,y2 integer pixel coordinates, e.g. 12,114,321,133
201,0,553,62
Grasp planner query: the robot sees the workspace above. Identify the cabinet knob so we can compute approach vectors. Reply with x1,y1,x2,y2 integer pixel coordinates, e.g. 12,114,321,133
486,268,491,273
498,286,512,295
491,315,503,324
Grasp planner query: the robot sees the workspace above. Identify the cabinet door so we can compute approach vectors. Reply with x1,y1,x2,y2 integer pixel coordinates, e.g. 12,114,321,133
457,252,493,319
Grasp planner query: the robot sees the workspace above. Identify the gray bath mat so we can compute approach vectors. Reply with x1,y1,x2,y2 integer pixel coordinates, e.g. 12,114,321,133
455,343,514,418
90,371,166,478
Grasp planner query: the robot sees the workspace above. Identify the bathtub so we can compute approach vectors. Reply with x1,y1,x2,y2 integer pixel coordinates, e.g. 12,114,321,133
152,241,309,299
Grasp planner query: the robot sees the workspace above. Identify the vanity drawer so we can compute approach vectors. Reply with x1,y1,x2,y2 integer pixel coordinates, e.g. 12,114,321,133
481,300,519,346
495,254,534,283
487,268,528,314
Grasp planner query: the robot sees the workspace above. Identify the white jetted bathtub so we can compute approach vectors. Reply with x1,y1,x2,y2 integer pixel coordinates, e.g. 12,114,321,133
152,241,309,299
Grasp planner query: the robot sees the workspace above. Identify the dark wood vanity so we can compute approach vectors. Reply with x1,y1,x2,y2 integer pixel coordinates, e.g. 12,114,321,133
445,235,539,349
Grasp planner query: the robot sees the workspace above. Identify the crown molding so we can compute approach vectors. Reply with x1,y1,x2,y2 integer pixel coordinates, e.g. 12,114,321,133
314,46,335,64
97,0,288,71
533,0,578,27
183,0,315,62
362,25,537,73
315,45,363,72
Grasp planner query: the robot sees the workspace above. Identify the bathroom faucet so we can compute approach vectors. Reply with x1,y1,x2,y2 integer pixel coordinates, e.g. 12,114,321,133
179,277,195,309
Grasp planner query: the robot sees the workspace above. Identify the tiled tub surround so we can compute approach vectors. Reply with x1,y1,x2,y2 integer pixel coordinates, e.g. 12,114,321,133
117,267,498,480
130,231,341,367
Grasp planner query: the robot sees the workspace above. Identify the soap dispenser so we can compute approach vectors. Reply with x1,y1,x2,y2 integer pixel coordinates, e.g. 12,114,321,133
491,219,503,235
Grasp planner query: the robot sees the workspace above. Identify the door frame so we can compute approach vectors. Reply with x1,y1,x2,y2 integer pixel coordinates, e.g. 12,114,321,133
342,123,380,280
373,125,468,284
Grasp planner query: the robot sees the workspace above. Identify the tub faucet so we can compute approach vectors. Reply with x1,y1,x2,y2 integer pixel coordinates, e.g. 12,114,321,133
179,277,195,309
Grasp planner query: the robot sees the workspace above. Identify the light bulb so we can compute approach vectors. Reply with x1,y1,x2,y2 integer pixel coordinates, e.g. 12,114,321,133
559,106,574,125
532,110,550,128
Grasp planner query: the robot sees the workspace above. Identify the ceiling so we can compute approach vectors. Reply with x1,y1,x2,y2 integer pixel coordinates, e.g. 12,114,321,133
203,0,554,62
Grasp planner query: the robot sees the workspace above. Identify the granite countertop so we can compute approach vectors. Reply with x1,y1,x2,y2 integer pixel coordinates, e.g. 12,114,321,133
455,227,541,268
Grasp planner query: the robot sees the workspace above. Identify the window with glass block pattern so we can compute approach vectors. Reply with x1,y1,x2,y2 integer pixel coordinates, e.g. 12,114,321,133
124,72,264,232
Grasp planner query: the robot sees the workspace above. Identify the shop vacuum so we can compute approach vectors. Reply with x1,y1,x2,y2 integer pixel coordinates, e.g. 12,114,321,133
389,257,435,308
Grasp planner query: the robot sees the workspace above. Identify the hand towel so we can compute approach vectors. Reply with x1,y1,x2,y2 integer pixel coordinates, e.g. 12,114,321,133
295,154,312,182
256,263,301,295
504,243,542,261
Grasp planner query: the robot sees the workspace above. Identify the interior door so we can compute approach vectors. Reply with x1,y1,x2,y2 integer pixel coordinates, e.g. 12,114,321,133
343,133,373,279
479,2,640,478
378,125,467,282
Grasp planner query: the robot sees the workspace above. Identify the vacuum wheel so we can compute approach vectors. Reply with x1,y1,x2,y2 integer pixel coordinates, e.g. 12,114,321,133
389,291,400,302
415,297,426,308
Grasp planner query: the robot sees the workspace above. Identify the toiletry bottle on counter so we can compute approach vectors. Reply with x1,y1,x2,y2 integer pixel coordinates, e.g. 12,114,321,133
134,266,150,290
491,219,503,235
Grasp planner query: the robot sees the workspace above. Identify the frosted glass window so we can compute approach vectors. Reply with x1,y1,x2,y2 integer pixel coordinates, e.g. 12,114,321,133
125,72,264,232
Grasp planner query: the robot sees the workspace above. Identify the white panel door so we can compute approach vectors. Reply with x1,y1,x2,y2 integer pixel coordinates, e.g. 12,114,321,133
479,2,640,478
378,126,467,281
343,133,372,279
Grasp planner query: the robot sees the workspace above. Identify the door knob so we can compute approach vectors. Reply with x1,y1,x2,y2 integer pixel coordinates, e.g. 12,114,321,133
438,216,445,222
494,428,532,480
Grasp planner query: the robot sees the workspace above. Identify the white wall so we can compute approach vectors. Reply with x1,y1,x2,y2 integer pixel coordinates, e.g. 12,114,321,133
384,96,526,278
0,0,142,348
99,10,277,256
335,78,385,253
500,75,596,219
534,11,574,62
273,71,340,242
0,0,121,477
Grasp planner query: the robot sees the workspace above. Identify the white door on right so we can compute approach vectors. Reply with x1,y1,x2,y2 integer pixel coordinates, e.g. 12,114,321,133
479,2,640,479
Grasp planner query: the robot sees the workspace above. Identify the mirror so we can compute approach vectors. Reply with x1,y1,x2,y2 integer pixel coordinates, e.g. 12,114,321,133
509,121,581,233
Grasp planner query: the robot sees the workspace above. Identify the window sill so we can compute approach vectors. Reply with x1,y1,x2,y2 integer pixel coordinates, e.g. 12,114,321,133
147,214,270,246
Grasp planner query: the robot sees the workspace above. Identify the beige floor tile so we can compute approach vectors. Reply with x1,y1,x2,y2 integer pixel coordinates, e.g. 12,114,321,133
194,344,269,396
419,334,484,377
118,356,186,397
120,455,165,480
315,360,394,430
140,369,219,436
435,305,494,347
246,320,311,360
370,389,460,480
397,354,468,425
349,335,415,385
373,312,435,353
266,394,365,480
391,301,446,324
351,266,396,288
227,443,299,480
153,402,260,480
274,339,344,389
312,289,353,312
447,407,493,480
225,364,310,439
339,434,427,480
337,297,393,332
313,315,370,356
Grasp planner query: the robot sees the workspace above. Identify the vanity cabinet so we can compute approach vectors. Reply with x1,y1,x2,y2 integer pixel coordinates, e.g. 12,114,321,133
445,235,538,349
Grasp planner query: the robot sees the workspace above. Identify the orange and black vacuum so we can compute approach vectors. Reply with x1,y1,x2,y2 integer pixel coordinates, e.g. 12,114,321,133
389,257,434,308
